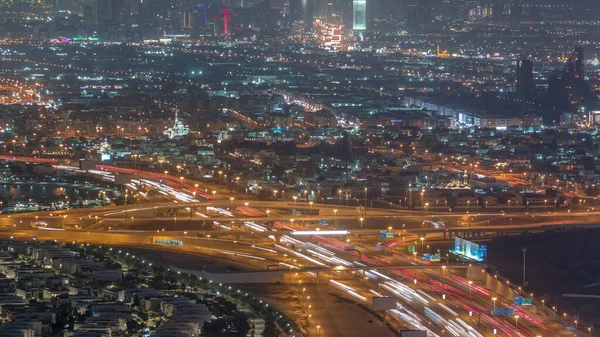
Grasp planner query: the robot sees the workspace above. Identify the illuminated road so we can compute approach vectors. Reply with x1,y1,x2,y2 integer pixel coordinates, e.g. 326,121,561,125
0,155,592,336
1,223,587,337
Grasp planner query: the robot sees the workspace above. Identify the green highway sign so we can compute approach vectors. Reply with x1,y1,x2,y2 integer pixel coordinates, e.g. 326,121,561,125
386,232,394,238
408,246,415,253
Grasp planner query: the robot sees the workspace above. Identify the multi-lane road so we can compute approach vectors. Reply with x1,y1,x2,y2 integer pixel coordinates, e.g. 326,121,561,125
0,155,592,337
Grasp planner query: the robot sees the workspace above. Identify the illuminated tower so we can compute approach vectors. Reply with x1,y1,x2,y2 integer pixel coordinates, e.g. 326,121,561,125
352,0,366,31
301,0,313,34
222,9,230,36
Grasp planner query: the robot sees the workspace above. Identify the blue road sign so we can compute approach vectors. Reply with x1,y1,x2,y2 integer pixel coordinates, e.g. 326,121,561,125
490,308,515,316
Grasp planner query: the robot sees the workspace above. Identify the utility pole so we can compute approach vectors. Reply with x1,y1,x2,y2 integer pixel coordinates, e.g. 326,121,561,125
522,247,528,286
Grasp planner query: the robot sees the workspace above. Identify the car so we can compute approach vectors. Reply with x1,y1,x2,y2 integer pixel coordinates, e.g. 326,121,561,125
31,221,48,229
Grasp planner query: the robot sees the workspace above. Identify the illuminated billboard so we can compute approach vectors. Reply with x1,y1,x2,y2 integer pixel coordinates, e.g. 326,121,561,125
454,237,487,261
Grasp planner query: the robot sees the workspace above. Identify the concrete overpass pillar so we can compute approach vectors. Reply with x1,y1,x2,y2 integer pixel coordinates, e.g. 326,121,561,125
466,265,486,281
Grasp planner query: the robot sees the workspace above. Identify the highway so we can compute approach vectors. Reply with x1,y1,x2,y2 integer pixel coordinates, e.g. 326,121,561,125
0,155,592,337
2,223,584,336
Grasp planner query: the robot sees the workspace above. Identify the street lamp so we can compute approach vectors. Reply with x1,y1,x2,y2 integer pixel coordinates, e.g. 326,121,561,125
266,210,270,217
293,196,297,204
333,209,338,217
230,197,234,206
514,315,519,329
420,237,425,265
492,297,497,309
218,170,223,186
468,280,473,297
359,217,364,230
212,190,216,199
316,325,321,337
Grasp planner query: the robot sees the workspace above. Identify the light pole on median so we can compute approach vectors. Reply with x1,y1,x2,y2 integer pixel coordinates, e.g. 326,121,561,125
468,280,473,298
492,297,497,309
359,217,364,230
420,237,425,265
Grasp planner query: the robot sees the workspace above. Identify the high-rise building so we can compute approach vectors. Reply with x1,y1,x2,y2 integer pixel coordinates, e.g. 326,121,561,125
565,47,584,78
352,0,366,31
405,2,418,30
515,59,534,100
289,0,302,23
405,0,430,31
301,0,313,33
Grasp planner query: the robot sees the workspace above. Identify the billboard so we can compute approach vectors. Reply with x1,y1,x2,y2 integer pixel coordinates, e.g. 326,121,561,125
454,237,487,261
372,297,396,311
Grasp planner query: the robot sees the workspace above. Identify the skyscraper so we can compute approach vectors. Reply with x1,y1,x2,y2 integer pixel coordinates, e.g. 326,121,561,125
301,0,313,34
565,47,584,78
352,0,366,31
515,59,534,100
